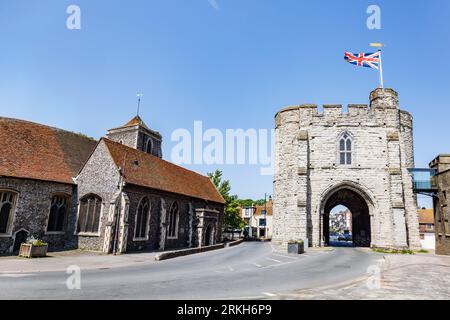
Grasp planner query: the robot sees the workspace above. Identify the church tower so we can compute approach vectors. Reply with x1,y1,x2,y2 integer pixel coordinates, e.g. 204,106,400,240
106,116,163,158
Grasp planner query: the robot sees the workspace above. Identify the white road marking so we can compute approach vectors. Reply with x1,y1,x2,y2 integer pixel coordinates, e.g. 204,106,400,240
222,295,266,300
262,292,277,297
271,253,298,260
215,266,235,273
253,263,263,268
266,258,282,263
0,273,34,278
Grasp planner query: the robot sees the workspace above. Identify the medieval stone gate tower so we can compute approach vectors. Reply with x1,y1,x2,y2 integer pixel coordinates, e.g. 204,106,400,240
273,88,421,250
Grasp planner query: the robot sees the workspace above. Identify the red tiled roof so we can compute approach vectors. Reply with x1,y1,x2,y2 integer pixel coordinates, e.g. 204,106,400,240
418,209,434,224
255,204,273,215
124,116,150,130
0,117,97,185
102,138,225,204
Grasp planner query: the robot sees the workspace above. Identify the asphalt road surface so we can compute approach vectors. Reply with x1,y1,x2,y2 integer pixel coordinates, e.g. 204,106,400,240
0,242,382,300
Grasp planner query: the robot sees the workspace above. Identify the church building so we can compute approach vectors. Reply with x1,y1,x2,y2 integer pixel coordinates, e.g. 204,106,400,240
0,116,224,254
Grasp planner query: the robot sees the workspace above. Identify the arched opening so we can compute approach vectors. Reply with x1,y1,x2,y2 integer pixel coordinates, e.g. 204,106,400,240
204,225,213,246
77,194,102,234
13,229,29,252
134,197,151,240
322,187,371,247
329,205,353,247
145,139,153,155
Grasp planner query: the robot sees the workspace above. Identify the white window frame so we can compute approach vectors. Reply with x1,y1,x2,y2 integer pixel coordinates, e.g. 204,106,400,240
133,197,152,241
0,190,19,238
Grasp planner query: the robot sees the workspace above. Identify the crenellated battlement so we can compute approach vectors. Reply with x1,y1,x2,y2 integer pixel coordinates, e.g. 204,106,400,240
275,88,412,129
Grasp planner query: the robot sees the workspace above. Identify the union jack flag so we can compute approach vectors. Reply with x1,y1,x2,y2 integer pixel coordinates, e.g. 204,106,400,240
344,51,380,70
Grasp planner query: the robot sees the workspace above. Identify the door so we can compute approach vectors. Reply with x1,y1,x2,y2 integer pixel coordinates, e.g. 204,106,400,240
13,230,29,252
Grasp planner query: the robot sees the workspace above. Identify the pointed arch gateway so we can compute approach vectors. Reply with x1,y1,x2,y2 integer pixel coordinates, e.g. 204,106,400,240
320,183,373,247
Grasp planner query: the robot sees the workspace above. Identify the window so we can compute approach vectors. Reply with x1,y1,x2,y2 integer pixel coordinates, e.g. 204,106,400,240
0,191,16,234
145,139,153,154
339,133,352,165
259,218,267,227
47,195,69,232
134,197,150,240
167,202,179,239
77,194,102,234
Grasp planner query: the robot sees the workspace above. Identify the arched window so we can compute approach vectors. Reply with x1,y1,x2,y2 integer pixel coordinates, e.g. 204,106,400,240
339,133,352,165
145,139,153,154
167,202,179,239
47,195,70,232
134,197,151,240
77,194,102,234
0,191,17,234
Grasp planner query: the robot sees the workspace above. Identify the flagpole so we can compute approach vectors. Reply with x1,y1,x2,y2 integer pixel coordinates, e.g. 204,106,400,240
378,49,384,89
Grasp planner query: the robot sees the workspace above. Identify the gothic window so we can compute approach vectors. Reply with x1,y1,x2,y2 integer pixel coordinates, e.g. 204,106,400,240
77,194,102,234
134,197,151,240
339,133,352,165
145,139,153,155
47,195,70,232
0,191,17,234
167,202,179,239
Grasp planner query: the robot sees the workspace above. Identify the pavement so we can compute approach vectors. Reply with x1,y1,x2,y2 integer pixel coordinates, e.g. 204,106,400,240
273,251,450,300
1,242,448,300
0,250,159,273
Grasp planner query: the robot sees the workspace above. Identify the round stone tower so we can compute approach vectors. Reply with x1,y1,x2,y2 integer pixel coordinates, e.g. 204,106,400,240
273,88,420,250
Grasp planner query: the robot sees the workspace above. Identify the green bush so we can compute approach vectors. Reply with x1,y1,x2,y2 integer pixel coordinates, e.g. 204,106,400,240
26,237,48,247
372,248,415,255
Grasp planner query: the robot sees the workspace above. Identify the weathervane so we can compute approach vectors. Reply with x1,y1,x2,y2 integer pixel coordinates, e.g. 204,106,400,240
136,91,144,116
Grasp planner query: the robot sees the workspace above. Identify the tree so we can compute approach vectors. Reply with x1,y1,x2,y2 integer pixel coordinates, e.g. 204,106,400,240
237,199,266,207
208,170,245,238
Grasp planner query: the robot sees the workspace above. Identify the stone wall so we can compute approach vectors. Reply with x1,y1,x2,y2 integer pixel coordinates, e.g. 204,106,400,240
0,177,75,254
124,184,224,252
431,155,450,255
273,88,420,250
107,125,163,158
74,139,121,252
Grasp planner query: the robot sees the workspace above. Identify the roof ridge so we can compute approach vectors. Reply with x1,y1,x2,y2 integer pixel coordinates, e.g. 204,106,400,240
101,138,225,204
102,137,212,181
0,116,97,142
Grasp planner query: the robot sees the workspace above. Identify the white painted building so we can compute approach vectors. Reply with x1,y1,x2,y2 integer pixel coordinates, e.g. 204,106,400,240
241,199,273,239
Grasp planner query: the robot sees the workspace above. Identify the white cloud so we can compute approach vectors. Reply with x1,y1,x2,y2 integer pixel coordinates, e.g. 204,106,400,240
207,0,220,11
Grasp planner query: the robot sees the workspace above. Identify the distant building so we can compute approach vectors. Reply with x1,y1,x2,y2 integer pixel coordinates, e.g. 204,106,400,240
418,208,435,250
330,209,352,235
240,198,273,238
430,154,450,255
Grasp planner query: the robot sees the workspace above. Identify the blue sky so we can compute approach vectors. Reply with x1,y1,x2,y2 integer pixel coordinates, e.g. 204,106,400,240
0,1,449,206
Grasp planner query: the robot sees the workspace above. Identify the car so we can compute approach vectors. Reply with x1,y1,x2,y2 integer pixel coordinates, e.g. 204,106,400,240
338,234,352,242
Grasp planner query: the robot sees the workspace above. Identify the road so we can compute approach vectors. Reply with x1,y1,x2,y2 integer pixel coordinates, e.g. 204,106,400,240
0,242,383,300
